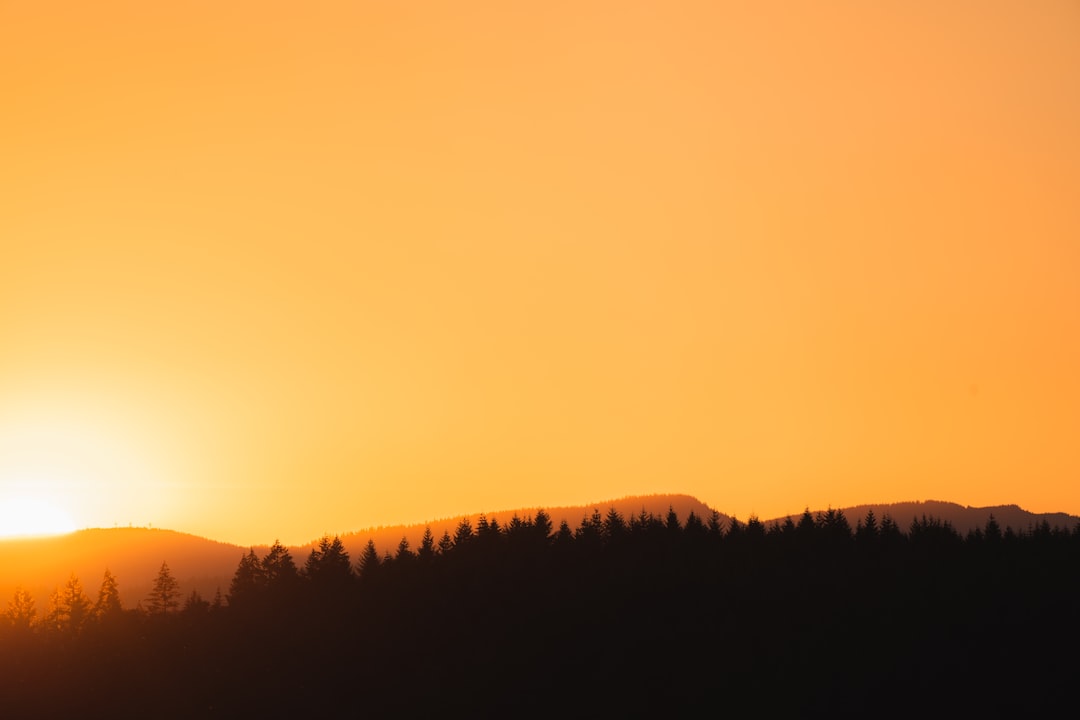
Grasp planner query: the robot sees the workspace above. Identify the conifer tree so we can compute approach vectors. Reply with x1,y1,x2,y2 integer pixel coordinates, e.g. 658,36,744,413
707,510,725,538
418,527,437,562
211,587,224,611
60,573,92,632
684,511,706,540
147,561,181,616
95,568,123,619
183,590,210,614
6,586,36,630
856,510,879,543
665,506,681,533
879,514,903,547
43,587,63,633
506,513,528,537
305,535,352,589
438,530,454,554
533,509,554,542
554,520,574,548
395,536,413,560
262,540,299,589
745,515,766,540
357,539,381,579
230,549,266,606
603,507,627,541
453,518,474,548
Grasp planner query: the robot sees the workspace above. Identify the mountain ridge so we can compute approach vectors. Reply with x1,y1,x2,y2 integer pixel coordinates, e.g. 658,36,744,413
1,495,1076,608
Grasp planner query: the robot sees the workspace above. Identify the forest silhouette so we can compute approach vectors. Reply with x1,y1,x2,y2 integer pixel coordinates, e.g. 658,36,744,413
1,505,1078,716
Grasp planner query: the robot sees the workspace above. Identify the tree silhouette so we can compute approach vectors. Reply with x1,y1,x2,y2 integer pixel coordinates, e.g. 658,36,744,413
453,518,474,549
684,511,707,541
183,590,210,615
2,502,1079,717
357,539,381,580
43,587,64,633
211,588,224,612
95,568,123,620
438,530,454,554
603,507,627,542
5,586,36,630
533,509,554,541
262,540,299,590
60,573,92,632
147,561,181,616
856,510,879,543
418,526,437,562
229,548,266,608
305,535,352,590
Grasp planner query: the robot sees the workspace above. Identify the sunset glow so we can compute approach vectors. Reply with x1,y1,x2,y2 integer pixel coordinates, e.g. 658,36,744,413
0,497,76,538
1,1,1078,546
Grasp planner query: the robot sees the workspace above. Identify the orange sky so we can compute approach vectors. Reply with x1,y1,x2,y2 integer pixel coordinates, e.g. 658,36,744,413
2,1,1078,546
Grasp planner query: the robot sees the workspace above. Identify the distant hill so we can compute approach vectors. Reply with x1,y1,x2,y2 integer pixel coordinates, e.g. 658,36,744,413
763,500,1080,536
3,495,1075,610
0,527,244,610
321,492,722,560
0,494,716,609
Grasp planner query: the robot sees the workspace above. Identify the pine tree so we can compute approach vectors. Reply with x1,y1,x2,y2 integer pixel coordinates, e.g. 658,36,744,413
707,510,725,538
230,549,266,607
262,540,299,588
6,586,36,630
183,590,210,615
211,587,224,611
60,573,92,632
95,568,123,619
603,507,627,542
505,513,528,538
665,506,681,534
684,511,707,541
453,518,474,548
856,510,879,543
357,539,381,579
438,530,454,554
554,520,574,549
43,587,63,633
418,526,437,562
147,561,181,616
533,509,554,542
305,535,352,590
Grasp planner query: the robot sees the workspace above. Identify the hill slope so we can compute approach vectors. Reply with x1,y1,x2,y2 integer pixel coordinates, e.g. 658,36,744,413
765,500,1079,536
0,494,716,607
2,495,1075,608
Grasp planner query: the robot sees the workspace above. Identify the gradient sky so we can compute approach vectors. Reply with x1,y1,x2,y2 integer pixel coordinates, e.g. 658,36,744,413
2,1,1078,546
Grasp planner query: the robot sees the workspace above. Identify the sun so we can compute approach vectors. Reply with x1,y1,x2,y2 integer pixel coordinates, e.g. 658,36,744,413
0,497,77,538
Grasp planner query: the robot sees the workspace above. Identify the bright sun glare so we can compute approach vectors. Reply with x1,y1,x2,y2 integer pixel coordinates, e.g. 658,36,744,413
0,497,77,538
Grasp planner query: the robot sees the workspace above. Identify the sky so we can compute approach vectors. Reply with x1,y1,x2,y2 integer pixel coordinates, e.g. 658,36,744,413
1,1,1078,546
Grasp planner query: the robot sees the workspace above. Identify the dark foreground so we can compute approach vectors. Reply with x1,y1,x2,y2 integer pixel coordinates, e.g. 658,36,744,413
1,509,1077,717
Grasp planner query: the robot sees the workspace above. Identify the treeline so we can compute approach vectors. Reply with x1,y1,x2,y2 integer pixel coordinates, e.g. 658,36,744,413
1,507,1078,716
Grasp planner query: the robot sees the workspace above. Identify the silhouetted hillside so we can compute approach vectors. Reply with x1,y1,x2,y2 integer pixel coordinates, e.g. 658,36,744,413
0,494,717,608
326,492,721,558
3,495,1075,614
0,528,242,609
767,500,1080,536
2,500,1077,716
